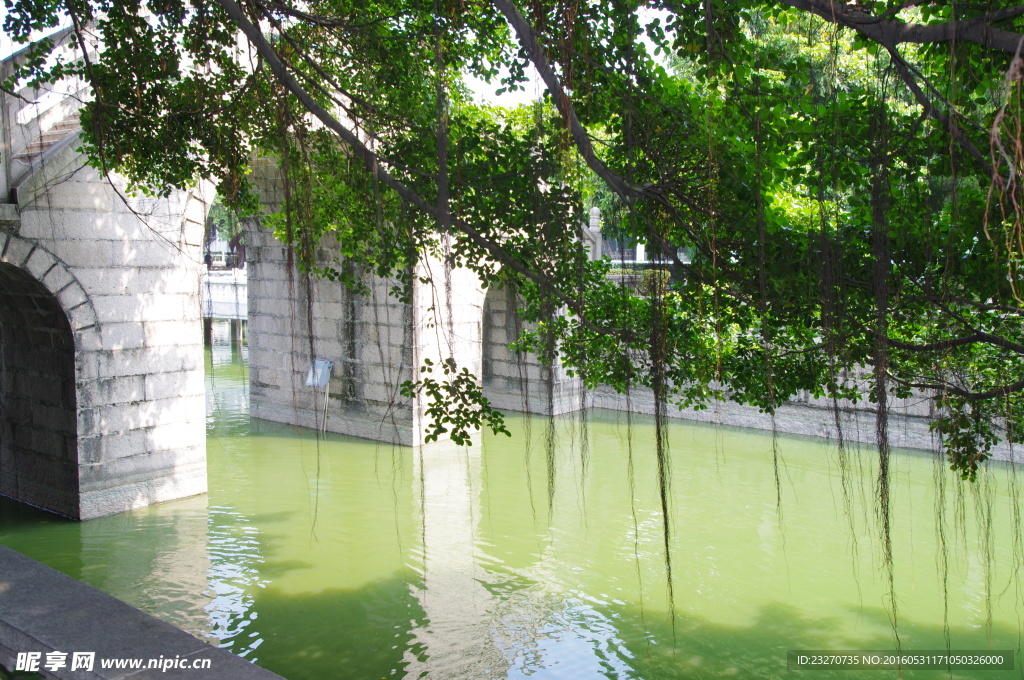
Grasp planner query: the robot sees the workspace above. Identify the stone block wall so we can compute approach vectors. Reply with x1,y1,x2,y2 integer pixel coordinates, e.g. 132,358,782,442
245,221,414,443
244,167,1016,460
0,263,78,516
411,249,487,440
481,283,582,416
481,285,1019,461
244,217,489,446
0,137,209,519
248,156,495,446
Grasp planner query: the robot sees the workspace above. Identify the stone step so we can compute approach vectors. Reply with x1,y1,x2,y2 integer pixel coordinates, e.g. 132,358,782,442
11,113,81,162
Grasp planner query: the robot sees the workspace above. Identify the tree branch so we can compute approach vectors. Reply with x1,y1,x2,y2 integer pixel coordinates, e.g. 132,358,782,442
262,0,397,29
254,0,387,121
777,0,1024,54
492,0,641,203
884,332,986,352
886,45,993,174
215,0,434,213
218,0,637,340
886,370,1024,400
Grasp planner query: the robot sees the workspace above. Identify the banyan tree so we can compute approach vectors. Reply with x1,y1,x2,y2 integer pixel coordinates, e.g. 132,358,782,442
6,0,1024,646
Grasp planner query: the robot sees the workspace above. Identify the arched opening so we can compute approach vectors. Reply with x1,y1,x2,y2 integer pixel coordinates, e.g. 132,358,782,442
0,262,78,518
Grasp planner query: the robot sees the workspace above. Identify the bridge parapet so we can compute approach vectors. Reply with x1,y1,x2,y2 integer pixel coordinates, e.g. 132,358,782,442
1,28,97,200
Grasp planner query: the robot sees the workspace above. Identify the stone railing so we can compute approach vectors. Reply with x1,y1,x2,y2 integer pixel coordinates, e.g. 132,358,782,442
1,27,95,199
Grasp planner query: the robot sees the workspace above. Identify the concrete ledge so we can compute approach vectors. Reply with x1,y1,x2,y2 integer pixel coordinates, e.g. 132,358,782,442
0,547,284,680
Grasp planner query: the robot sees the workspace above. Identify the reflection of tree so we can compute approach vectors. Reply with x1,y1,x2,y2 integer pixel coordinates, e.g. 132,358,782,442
230,578,425,680
0,494,216,644
474,413,1024,678
607,599,1024,680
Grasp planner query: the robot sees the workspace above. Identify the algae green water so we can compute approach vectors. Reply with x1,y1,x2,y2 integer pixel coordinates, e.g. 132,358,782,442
1,326,1022,679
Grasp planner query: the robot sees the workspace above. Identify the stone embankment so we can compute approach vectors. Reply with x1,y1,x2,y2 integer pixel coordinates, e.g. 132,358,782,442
0,547,284,680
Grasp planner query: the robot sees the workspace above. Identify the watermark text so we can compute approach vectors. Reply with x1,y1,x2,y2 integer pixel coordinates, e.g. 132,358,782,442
16,651,212,673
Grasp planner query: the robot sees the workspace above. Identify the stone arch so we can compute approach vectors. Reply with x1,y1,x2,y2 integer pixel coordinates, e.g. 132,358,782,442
0,233,99,339
0,91,211,517
0,254,80,517
481,283,550,413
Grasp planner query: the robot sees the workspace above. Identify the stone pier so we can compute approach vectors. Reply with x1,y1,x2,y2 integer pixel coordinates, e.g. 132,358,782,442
0,31,210,518
244,218,486,446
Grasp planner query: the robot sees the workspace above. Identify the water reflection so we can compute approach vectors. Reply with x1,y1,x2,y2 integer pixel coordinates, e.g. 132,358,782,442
78,494,213,638
0,319,1021,679
207,507,268,658
406,441,505,677
0,489,215,640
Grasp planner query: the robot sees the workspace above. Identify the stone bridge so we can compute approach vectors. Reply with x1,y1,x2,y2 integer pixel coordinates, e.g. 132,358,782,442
0,26,581,521
243,162,973,455
0,30,208,519
0,27,580,521
243,161,602,447
4,30,1007,523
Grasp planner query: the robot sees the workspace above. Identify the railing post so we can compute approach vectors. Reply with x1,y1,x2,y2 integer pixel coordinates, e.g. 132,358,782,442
589,206,602,261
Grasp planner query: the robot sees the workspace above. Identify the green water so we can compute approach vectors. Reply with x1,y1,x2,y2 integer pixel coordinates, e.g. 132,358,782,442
1,329,1023,679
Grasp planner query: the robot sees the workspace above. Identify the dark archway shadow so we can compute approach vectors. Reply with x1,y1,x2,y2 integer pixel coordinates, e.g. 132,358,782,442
0,263,78,518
